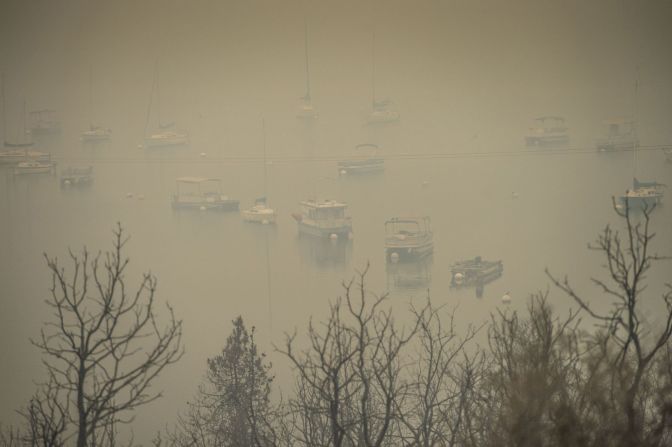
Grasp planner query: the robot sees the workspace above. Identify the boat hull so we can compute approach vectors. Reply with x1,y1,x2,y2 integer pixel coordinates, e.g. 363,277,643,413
14,166,53,175
242,210,277,224
450,259,503,288
144,136,189,148
526,135,569,146
297,221,352,238
385,243,433,262
172,200,239,211
619,194,662,210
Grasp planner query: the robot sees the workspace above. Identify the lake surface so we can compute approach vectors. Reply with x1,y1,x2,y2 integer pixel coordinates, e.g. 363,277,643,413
1,0,671,442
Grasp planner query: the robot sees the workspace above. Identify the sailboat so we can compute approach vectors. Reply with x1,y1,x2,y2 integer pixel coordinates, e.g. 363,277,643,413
297,21,317,120
618,78,665,210
367,30,399,124
0,75,51,165
81,65,111,142
143,62,189,148
242,120,277,224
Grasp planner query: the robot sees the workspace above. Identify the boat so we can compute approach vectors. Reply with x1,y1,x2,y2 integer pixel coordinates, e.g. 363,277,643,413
13,160,54,175
450,256,503,288
81,65,111,142
0,148,50,165
242,120,277,224
619,178,665,211
338,143,384,175
292,199,352,238
297,21,317,120
143,62,189,148
242,197,277,224
385,217,433,262
145,129,189,148
366,31,399,124
61,166,93,187
596,118,637,152
525,116,569,146
171,177,239,211
29,109,61,135
1,85,51,164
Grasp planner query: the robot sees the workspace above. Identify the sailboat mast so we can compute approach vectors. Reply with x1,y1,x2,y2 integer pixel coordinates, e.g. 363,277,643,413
304,20,311,100
1,73,5,142
371,29,376,108
144,61,158,137
89,64,93,129
262,118,268,197
633,71,639,180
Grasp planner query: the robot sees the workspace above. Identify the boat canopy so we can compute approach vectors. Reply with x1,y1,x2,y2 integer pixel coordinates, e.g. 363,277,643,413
300,199,347,209
355,143,379,150
176,177,221,184
534,116,565,122
634,178,666,189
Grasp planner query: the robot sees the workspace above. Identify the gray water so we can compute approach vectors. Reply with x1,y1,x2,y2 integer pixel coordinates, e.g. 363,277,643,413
1,0,672,442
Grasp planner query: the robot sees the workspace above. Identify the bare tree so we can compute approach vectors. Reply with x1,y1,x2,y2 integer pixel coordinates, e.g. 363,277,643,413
392,302,481,447
18,378,68,447
32,223,184,447
278,264,426,447
547,202,672,446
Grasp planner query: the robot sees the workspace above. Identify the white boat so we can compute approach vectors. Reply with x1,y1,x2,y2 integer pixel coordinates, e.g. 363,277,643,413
385,217,433,262
145,130,189,148
81,126,112,142
80,65,111,142
143,62,188,148
619,178,664,210
0,147,50,165
292,199,352,238
242,198,277,224
14,160,53,175
61,166,93,187
596,118,637,152
242,121,277,224
172,177,239,211
525,116,569,146
338,143,384,175
29,109,61,135
297,22,318,120
366,31,400,125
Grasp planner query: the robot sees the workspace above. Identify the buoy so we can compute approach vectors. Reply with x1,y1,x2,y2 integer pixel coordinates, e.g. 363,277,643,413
137,194,145,200
63,179,71,186
421,181,430,188
390,252,400,263
200,152,207,157
340,170,347,175
329,233,338,240
126,193,133,198
512,192,519,199
454,272,464,284
502,291,512,304
137,144,143,150
262,219,269,225
200,206,207,211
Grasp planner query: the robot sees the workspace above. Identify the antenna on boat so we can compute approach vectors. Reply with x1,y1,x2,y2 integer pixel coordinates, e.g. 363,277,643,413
262,117,268,197
1,72,5,143
144,60,159,138
633,67,639,180
303,19,311,101
89,63,93,130
371,29,376,108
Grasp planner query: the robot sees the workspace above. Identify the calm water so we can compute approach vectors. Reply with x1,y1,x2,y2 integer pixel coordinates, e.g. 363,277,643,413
1,0,672,442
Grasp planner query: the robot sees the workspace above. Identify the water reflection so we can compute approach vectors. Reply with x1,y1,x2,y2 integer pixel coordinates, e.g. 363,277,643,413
296,233,352,270
386,255,432,291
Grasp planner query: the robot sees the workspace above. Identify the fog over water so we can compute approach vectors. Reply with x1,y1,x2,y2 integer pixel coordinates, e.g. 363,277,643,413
1,0,671,443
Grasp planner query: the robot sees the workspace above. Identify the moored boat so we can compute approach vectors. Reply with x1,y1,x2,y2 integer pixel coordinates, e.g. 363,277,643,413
171,177,239,211
14,160,54,175
144,130,189,148
242,197,276,224
61,166,93,187
81,126,111,142
292,199,352,238
338,144,384,175
450,256,503,288
385,217,433,262
619,178,665,211
526,116,569,146
596,118,637,152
